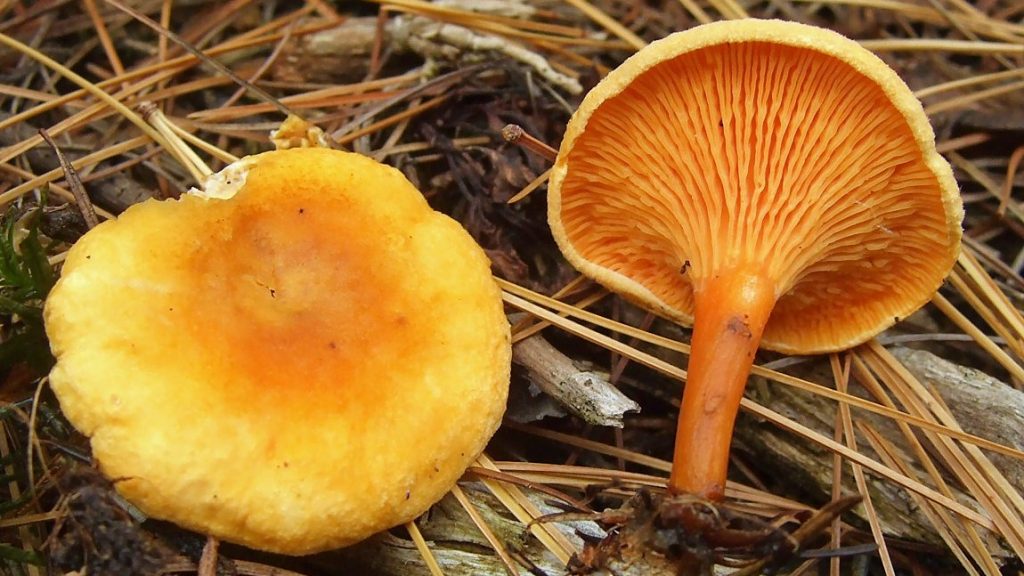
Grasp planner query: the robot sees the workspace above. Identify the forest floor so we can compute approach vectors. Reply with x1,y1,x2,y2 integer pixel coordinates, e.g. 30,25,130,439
2,0,1024,575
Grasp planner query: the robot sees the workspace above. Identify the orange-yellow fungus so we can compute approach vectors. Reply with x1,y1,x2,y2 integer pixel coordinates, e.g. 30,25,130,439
45,147,511,554
549,20,962,499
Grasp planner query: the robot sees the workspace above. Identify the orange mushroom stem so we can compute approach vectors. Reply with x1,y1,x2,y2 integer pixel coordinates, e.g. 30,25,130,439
669,269,775,499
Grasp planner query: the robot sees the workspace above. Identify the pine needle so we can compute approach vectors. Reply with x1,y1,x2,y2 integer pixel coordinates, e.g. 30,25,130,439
84,0,126,81
500,278,1024,459
861,343,1024,557
405,521,445,576
861,38,1024,54
102,0,295,119
850,353,1001,574
741,400,996,530
831,354,896,576
0,136,151,207
560,0,646,50
474,454,576,565
0,32,178,163
860,423,995,576
449,483,520,576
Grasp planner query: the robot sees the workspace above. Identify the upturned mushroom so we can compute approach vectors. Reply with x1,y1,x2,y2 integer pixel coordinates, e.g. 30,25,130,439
548,20,962,500
45,145,511,554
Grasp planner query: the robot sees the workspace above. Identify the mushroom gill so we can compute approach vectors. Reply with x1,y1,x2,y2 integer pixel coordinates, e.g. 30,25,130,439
555,40,958,354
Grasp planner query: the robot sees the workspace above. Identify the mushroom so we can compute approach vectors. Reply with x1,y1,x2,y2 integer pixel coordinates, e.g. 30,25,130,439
44,146,511,554
548,20,962,500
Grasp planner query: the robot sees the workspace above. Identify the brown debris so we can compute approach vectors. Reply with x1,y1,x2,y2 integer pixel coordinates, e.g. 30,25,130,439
49,467,169,576
569,491,863,576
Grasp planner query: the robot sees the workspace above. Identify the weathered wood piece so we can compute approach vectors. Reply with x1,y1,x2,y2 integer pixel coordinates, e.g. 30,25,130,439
274,7,581,93
331,483,597,575
892,346,1024,492
734,346,1020,557
512,335,640,428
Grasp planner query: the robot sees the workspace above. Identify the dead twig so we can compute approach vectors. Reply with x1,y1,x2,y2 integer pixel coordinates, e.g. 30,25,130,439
37,129,99,229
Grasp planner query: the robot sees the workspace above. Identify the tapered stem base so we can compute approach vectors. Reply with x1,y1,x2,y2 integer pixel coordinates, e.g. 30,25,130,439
668,270,777,499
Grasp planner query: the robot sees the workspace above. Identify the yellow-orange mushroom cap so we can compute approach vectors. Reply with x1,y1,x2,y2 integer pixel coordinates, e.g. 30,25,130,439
548,20,961,498
45,147,511,554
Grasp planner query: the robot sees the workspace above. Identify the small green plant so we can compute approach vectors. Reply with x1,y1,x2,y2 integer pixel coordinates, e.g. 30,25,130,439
0,544,44,570
0,201,56,377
